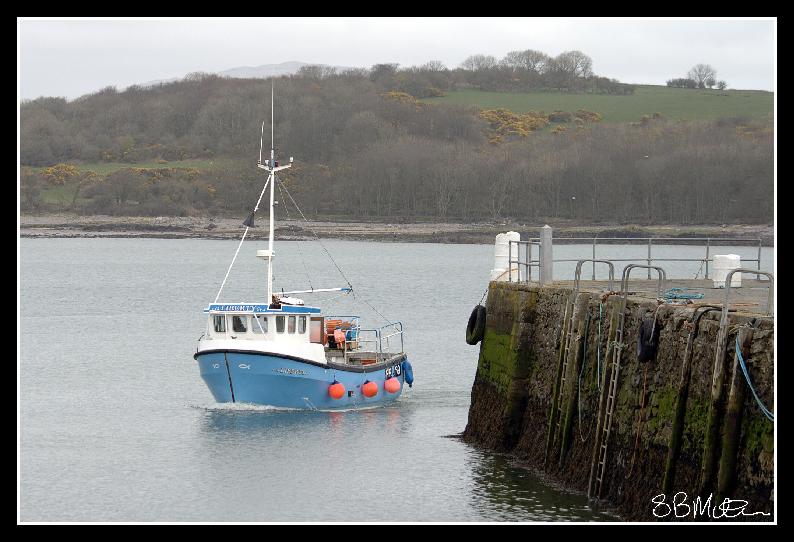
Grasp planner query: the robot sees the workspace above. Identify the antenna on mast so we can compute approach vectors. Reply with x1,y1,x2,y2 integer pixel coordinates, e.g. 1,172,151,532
254,80,293,305
271,80,275,160
258,121,265,166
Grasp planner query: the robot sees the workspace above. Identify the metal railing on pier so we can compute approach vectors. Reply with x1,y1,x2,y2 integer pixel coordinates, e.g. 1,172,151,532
507,238,540,282
507,229,765,283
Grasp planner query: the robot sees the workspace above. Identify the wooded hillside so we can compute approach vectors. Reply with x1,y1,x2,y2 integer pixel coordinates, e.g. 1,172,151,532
20,68,773,224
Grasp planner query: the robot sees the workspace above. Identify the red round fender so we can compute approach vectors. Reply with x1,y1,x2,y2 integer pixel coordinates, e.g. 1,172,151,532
384,377,401,394
362,380,378,398
329,381,345,400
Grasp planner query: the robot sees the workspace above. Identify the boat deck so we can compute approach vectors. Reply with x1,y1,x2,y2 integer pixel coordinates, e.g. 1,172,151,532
324,348,404,366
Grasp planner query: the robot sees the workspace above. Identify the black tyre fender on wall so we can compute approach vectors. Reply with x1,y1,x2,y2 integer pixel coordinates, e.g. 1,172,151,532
466,305,487,345
637,316,661,362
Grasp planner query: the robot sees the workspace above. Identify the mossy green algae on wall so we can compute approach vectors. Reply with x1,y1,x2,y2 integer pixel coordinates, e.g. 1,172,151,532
476,283,538,392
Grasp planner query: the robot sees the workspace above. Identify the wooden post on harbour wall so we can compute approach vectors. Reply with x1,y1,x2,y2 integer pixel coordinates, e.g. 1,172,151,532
716,326,754,503
662,306,721,495
700,307,732,495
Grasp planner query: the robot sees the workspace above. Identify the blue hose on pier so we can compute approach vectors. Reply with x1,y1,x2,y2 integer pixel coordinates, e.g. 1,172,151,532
664,288,704,300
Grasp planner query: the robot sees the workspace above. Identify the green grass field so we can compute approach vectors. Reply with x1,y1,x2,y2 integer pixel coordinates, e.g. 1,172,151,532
425,85,773,123
37,183,81,206
25,157,233,176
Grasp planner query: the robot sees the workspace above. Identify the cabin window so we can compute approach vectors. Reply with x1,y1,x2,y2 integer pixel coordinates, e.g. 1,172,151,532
213,315,226,333
276,315,285,333
310,317,323,343
298,316,307,334
231,315,248,333
288,316,296,334
252,315,268,334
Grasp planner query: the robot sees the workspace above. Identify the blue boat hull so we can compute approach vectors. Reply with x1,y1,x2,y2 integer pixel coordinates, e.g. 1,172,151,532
196,351,406,410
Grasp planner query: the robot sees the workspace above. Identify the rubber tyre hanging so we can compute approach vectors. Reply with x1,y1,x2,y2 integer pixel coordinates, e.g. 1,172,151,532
466,305,487,345
637,316,660,362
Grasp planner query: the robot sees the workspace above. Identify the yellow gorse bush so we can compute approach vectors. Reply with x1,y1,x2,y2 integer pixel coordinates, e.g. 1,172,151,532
42,163,80,185
380,91,423,106
479,108,549,144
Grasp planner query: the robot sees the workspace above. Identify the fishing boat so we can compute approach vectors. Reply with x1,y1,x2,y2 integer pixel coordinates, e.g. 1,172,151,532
193,85,413,409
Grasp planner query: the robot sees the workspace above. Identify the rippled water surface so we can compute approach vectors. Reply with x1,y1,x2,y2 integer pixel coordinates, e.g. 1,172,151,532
19,238,772,521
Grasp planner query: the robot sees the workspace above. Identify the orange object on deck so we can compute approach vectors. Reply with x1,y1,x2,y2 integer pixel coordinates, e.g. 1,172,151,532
325,319,342,333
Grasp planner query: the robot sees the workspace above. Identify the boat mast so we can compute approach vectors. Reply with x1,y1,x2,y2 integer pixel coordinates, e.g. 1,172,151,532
257,80,293,306
267,82,276,303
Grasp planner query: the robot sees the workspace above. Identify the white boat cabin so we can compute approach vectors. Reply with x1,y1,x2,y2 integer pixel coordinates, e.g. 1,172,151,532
201,302,403,366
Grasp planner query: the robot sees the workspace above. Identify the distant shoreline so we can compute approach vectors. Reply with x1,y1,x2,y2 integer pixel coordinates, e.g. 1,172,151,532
19,213,774,246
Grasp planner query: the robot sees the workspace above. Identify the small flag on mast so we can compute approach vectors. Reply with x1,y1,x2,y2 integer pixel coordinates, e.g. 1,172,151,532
243,212,255,228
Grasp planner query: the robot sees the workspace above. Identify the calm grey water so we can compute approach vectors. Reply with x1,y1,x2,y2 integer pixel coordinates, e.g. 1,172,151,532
19,238,773,522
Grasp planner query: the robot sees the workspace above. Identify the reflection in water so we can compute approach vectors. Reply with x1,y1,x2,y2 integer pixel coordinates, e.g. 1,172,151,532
198,403,412,441
196,407,613,522
468,452,616,521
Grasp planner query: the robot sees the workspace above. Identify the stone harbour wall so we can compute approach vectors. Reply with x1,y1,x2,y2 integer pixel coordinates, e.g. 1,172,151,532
462,281,774,521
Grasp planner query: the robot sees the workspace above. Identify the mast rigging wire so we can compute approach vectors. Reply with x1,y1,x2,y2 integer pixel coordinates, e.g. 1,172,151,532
277,176,392,324
276,176,353,290
213,175,271,303
277,178,315,291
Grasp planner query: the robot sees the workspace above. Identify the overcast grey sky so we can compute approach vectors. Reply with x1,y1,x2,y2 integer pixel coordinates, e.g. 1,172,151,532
18,17,775,100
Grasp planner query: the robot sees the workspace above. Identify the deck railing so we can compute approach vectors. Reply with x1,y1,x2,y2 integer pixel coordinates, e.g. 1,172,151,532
353,322,404,358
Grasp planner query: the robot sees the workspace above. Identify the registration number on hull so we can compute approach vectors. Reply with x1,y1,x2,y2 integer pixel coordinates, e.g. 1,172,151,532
274,367,308,376
384,363,402,379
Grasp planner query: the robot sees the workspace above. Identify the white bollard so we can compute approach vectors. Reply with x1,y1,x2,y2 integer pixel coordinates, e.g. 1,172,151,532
712,254,742,288
491,231,521,281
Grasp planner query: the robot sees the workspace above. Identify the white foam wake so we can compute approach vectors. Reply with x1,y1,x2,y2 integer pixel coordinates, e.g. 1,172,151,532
191,402,301,412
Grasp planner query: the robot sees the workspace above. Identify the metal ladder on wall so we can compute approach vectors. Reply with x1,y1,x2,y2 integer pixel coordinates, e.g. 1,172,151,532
549,261,615,460
553,312,575,444
545,290,574,464
590,263,666,500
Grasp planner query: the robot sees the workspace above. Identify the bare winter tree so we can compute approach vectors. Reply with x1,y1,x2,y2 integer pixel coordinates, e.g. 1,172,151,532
687,64,717,89
298,64,337,79
421,60,447,72
555,50,594,78
500,50,526,72
523,50,551,73
460,54,498,71
500,49,551,73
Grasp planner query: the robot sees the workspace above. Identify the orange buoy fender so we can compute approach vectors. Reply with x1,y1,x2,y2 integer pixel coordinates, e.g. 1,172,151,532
362,380,378,398
329,381,346,400
384,377,401,394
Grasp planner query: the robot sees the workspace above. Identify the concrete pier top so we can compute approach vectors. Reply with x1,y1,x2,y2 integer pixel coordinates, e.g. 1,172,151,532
549,278,773,316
